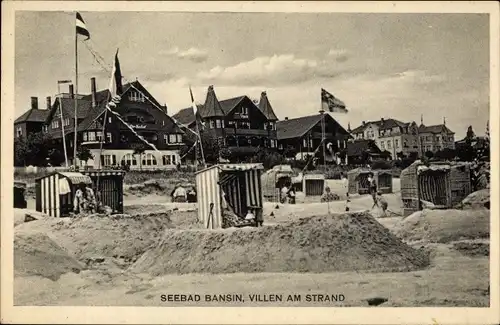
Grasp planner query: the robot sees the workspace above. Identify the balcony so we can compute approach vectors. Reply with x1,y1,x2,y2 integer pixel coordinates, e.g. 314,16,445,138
225,128,275,137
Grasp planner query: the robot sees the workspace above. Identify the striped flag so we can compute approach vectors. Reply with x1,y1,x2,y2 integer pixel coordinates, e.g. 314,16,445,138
76,12,90,40
321,88,348,113
108,49,123,106
486,120,490,141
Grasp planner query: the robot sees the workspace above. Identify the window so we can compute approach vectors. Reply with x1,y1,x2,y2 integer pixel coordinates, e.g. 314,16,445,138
142,153,157,166
162,155,171,165
16,127,22,137
63,118,70,127
270,139,277,148
426,136,430,141
176,134,182,143
279,144,283,150
52,120,60,129
240,106,248,115
169,134,176,143
221,120,225,128
102,154,116,166
303,139,307,148
381,141,385,149
43,125,48,133
395,139,399,148
106,132,112,143
108,117,112,124
172,155,176,165
436,136,440,141
387,140,392,149
309,139,313,148
216,120,221,128
210,120,215,129
83,132,88,142
121,153,137,166
88,132,96,142
128,91,145,102
96,131,103,142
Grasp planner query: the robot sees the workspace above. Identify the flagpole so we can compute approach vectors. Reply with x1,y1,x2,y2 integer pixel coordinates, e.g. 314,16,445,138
73,22,79,167
58,84,69,168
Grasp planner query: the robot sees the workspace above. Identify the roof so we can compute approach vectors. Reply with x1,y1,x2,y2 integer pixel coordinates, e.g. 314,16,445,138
173,95,260,126
200,85,225,118
82,170,126,177
346,139,382,156
276,114,324,140
419,124,454,134
258,91,278,121
276,113,350,140
350,118,408,134
196,163,264,175
14,108,51,124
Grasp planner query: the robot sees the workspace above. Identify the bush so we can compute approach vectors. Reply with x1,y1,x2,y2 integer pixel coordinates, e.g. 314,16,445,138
371,159,392,170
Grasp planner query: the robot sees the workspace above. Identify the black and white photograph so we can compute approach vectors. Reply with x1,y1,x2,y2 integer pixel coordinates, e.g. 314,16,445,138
2,1,499,324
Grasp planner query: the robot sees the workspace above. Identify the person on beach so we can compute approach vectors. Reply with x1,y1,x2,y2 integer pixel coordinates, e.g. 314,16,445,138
368,173,378,208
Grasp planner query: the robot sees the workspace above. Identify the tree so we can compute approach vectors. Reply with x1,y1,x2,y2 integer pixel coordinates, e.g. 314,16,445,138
466,125,475,143
200,134,221,164
48,148,67,166
132,143,147,170
14,131,53,166
77,146,94,168
434,148,456,161
424,150,434,159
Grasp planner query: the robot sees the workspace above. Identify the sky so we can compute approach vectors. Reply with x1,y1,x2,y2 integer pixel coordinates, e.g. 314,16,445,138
15,12,490,139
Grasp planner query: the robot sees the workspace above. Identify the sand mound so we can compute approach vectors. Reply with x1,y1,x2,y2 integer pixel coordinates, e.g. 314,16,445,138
130,212,429,275
453,242,489,257
14,231,83,281
15,213,178,267
394,209,490,243
461,189,490,210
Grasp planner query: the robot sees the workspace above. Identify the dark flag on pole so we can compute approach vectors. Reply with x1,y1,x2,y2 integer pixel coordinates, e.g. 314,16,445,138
108,49,123,104
76,12,90,40
321,88,348,113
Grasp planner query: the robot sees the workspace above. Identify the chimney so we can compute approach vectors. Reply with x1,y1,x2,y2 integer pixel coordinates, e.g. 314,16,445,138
362,121,366,125
261,91,267,97
381,118,384,122
46,96,51,110
31,97,38,110
91,77,97,108
164,103,168,115
69,84,74,98
285,117,289,120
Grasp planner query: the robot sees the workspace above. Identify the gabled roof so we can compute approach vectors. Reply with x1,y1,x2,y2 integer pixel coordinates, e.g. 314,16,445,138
258,91,278,121
200,85,225,118
14,108,51,124
418,124,454,134
276,114,324,140
350,118,407,134
219,96,247,115
346,139,382,156
276,113,350,140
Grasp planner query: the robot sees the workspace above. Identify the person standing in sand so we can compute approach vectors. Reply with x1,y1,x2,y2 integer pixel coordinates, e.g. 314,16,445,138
368,173,378,209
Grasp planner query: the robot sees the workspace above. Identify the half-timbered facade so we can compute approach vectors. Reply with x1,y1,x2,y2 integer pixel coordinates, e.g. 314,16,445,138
173,86,279,157
41,77,185,169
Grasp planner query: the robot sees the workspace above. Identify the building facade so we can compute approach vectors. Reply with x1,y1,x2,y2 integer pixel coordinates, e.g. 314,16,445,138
26,77,185,170
418,123,455,154
351,118,422,158
277,113,351,162
14,97,51,139
172,87,279,157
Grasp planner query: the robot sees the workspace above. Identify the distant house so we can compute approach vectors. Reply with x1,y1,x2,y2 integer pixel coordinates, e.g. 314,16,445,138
276,113,351,162
418,123,455,153
345,139,382,165
172,87,279,157
15,76,185,169
350,118,420,159
14,97,51,139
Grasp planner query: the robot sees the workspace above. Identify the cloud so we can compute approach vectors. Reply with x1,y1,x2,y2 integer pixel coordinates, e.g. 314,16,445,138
390,70,447,84
195,54,350,87
327,49,350,62
160,47,209,62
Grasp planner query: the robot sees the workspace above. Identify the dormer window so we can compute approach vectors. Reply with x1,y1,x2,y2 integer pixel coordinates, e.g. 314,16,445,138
52,120,60,129
128,90,145,102
240,107,248,115
16,127,22,137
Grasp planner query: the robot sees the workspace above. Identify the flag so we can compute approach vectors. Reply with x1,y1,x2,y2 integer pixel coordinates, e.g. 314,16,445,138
189,86,205,130
76,12,90,40
486,120,490,141
321,88,348,113
108,49,123,107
